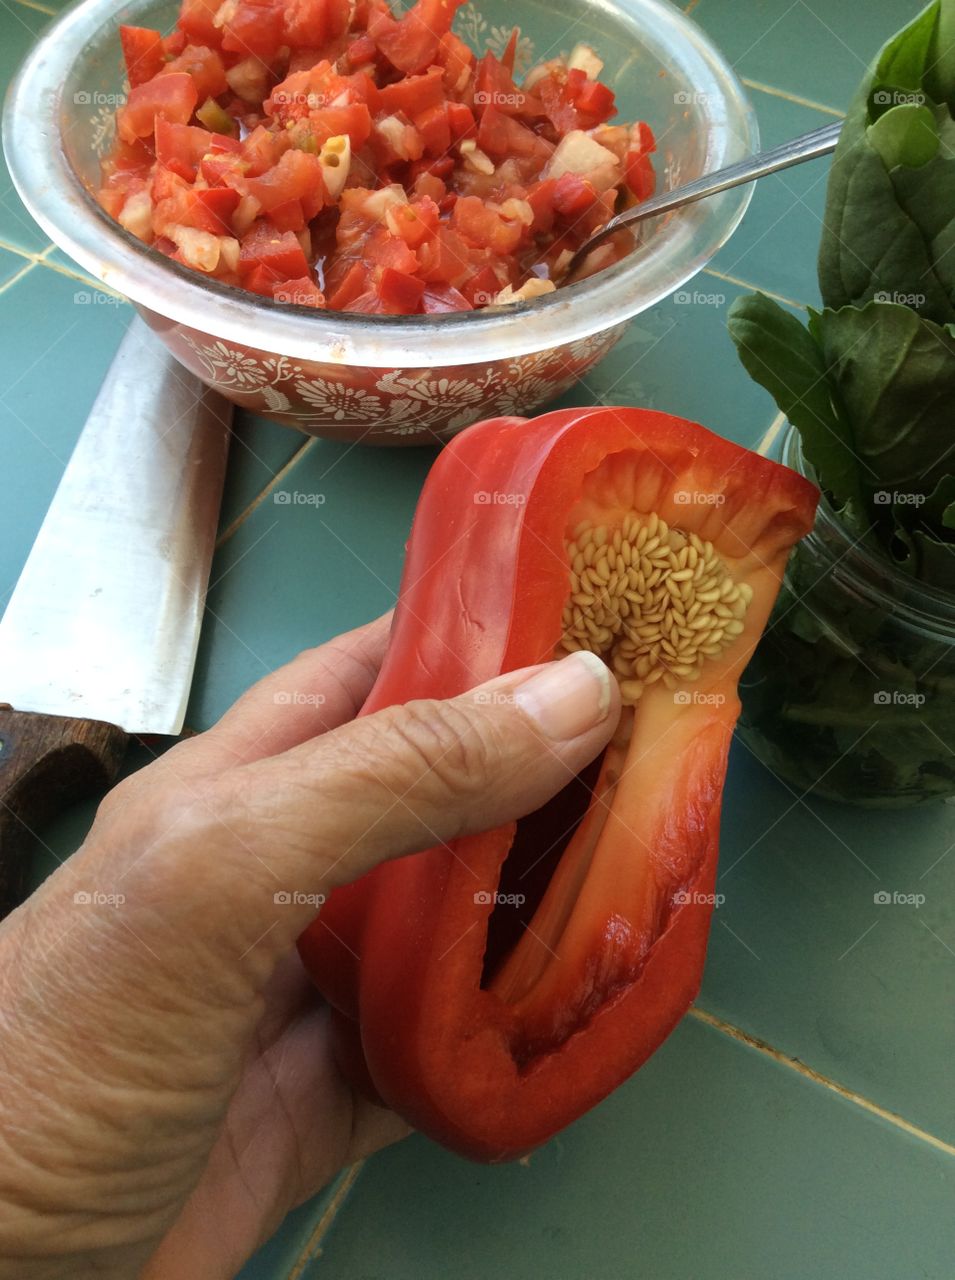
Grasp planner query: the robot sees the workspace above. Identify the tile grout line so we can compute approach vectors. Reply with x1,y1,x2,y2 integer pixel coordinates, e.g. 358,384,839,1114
286,1162,366,1280
215,436,319,549
0,258,38,297
689,1007,955,1158
702,265,807,312
0,238,127,299
741,75,845,118
10,0,55,14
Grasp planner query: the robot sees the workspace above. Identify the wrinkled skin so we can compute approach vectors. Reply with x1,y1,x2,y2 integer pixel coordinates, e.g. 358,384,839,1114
0,615,617,1279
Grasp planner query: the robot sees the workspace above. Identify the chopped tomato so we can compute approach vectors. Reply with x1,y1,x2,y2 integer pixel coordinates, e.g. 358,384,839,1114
98,0,655,313
282,0,351,47
247,148,327,220
177,0,221,46
452,196,524,255
272,274,326,306
120,26,166,88
368,0,466,74
155,119,216,181
155,185,240,236
239,223,311,283
118,74,199,145
477,107,552,165
422,281,472,312
625,122,656,200
326,260,370,308
375,266,425,313
221,1,286,61
163,44,228,99
552,171,599,218
447,100,476,141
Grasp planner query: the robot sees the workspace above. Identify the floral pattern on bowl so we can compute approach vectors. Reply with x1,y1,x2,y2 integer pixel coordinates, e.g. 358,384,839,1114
140,313,628,444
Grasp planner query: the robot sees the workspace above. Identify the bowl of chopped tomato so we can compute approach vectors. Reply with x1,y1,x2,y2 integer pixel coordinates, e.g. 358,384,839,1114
5,0,755,443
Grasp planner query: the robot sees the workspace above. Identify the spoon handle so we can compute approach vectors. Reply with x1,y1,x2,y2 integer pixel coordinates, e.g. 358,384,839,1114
569,118,843,271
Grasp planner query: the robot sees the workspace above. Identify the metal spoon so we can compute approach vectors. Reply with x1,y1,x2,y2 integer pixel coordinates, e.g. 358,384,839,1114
566,119,843,277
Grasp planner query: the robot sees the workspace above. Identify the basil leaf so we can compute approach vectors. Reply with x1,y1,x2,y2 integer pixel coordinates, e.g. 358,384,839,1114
818,0,955,323
867,102,939,168
814,303,955,500
923,474,955,529
727,293,860,508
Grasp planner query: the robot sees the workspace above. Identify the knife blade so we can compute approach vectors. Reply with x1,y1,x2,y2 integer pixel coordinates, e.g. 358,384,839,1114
0,316,232,914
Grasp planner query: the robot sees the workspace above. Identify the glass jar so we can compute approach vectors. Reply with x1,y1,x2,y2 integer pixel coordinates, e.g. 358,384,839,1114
737,427,955,807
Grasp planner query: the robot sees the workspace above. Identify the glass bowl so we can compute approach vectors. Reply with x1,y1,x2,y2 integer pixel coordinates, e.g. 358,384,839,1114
4,0,756,445
738,427,955,808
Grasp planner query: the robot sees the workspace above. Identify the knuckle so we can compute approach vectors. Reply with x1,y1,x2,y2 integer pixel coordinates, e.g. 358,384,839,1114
370,699,498,801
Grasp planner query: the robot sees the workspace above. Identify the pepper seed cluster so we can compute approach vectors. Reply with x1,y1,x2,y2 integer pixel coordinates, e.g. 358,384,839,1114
559,511,753,705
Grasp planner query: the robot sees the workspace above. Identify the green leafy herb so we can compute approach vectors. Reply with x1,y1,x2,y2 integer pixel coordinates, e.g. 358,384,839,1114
818,1,955,324
728,0,955,805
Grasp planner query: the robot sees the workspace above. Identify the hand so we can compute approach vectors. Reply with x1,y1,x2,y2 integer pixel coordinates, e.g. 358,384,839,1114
0,614,618,1279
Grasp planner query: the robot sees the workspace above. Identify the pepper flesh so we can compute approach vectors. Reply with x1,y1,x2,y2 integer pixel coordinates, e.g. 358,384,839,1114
298,407,818,1161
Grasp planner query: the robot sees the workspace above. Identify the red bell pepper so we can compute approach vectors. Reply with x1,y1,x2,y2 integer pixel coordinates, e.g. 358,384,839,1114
298,407,817,1162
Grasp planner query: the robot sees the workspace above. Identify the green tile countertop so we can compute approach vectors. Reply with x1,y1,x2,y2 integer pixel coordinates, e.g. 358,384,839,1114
2,1,953,1278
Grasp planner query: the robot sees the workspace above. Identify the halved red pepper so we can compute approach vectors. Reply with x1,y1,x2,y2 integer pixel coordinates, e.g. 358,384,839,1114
298,407,817,1161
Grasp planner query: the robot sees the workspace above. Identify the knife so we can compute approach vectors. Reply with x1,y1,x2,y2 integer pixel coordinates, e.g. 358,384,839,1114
0,316,232,917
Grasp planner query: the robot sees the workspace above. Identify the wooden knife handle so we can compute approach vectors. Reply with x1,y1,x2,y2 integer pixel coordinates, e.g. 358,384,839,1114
0,708,128,918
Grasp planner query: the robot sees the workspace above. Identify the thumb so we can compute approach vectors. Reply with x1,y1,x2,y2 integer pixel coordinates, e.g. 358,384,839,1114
223,649,620,940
